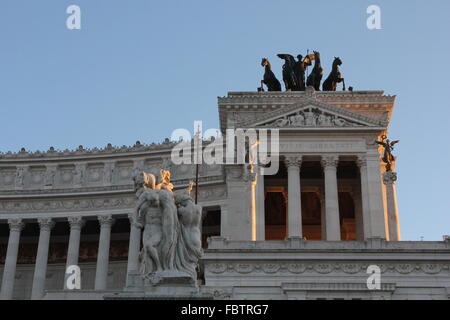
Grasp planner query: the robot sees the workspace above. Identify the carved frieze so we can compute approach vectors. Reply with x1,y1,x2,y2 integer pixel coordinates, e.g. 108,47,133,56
206,262,450,275
0,196,136,213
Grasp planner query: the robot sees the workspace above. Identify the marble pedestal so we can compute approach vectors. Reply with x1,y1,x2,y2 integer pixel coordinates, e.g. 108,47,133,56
104,271,212,300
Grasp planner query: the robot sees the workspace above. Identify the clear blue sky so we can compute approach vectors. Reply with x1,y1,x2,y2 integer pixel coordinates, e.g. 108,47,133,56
0,0,449,240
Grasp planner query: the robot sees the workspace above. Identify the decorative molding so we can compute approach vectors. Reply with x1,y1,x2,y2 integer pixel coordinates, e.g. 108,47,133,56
282,282,396,292
0,196,136,213
0,140,177,160
206,262,450,276
383,171,397,185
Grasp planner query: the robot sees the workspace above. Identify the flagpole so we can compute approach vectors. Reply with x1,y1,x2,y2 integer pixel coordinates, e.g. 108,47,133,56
195,125,200,204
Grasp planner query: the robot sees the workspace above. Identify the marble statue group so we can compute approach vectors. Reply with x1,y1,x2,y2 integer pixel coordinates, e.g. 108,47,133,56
132,170,203,281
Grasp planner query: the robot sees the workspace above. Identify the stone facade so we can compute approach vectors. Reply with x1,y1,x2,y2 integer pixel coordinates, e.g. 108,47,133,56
1,89,449,300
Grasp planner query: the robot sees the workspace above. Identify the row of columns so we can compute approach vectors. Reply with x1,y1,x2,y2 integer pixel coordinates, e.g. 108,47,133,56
0,214,127,300
271,154,386,241
282,155,341,241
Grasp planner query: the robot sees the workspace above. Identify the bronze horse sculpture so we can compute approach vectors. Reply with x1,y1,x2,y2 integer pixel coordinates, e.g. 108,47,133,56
277,54,298,91
261,58,281,91
306,51,324,91
323,57,345,91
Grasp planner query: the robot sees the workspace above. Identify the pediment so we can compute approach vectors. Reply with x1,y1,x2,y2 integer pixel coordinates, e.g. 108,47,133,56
237,99,388,129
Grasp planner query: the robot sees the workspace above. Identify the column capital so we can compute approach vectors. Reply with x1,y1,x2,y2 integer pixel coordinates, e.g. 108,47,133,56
37,218,55,232
284,155,302,169
127,213,143,228
8,219,25,232
383,171,398,185
321,155,339,169
98,215,115,227
68,216,85,230
356,155,368,169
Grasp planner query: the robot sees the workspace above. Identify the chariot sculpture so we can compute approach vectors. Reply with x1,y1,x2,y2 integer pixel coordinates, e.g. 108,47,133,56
259,51,346,92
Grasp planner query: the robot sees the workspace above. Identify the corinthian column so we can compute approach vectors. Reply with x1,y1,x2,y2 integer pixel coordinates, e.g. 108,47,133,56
357,156,371,239
126,214,142,279
285,156,303,238
321,155,341,241
95,215,115,290
0,219,25,300
383,171,400,241
31,218,55,300
64,216,84,290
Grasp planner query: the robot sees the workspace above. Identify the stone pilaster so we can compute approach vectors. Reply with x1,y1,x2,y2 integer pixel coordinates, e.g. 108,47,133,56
255,164,265,240
0,219,25,300
285,156,303,238
64,216,84,290
220,204,229,238
126,214,142,280
365,151,387,239
95,215,115,290
224,165,252,241
383,171,400,241
321,155,341,241
31,218,55,300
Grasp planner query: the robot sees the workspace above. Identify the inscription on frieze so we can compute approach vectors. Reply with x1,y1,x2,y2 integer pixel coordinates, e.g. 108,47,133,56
279,140,366,153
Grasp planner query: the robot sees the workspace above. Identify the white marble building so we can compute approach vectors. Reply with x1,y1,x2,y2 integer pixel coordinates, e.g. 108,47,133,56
0,89,449,300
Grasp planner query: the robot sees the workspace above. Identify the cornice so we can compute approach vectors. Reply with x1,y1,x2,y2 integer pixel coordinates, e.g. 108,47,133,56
0,139,218,163
218,91,395,105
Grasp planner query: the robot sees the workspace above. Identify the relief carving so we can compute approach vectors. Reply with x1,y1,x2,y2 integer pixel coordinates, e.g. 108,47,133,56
263,107,362,128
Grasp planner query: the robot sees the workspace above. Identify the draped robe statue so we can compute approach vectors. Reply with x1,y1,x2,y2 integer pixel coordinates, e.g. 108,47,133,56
132,170,203,281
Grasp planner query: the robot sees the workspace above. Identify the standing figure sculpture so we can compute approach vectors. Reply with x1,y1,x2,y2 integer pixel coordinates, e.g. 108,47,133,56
306,51,324,91
375,135,400,172
277,54,298,91
174,193,203,279
261,58,281,92
294,53,315,91
323,57,345,91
